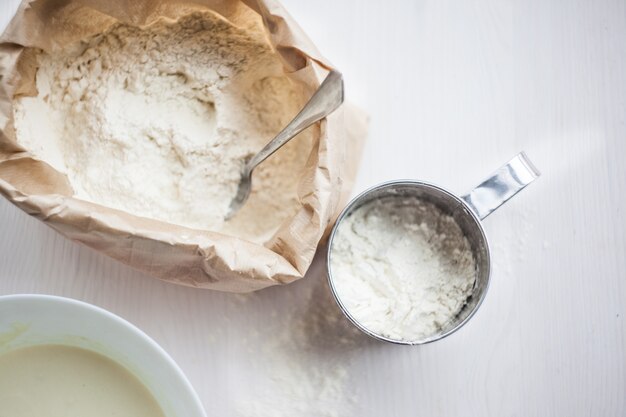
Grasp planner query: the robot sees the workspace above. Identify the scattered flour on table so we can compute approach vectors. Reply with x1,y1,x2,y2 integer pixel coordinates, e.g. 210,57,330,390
330,197,476,341
13,12,313,242
234,272,366,417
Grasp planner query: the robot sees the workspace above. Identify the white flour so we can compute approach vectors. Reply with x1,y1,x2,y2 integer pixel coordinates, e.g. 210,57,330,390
233,269,364,417
13,12,313,242
330,197,476,341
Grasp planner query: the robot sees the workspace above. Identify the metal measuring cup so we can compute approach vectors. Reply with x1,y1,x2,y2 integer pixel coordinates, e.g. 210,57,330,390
326,152,540,345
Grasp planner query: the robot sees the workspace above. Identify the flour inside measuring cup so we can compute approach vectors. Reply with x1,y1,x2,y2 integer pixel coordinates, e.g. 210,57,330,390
330,197,477,341
13,12,313,242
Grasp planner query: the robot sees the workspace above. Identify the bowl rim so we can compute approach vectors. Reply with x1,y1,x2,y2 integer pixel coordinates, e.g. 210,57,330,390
0,293,207,417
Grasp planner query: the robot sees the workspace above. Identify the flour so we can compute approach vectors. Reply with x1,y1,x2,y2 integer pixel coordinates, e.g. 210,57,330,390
233,264,365,417
13,12,313,242
330,197,476,341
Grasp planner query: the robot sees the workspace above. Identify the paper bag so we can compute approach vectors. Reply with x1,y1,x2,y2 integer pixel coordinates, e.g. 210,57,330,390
0,0,366,292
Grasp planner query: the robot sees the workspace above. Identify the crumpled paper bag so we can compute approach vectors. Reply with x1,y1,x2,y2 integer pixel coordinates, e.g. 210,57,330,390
0,0,366,292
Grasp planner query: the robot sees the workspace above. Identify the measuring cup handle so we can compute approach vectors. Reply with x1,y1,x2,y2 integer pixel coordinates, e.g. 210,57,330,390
461,152,540,220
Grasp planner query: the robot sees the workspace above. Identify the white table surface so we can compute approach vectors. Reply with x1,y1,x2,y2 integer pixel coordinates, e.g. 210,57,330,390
1,0,625,416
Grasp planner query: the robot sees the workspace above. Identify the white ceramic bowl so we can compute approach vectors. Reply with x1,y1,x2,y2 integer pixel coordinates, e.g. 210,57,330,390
0,294,206,417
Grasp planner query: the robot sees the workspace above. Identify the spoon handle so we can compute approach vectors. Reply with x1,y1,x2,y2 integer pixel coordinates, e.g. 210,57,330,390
244,70,344,174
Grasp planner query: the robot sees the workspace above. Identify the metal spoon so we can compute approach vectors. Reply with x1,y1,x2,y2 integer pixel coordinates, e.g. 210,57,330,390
226,70,344,219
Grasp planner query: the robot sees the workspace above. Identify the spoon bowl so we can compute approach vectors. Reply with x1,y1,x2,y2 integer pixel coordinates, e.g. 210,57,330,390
226,70,344,219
